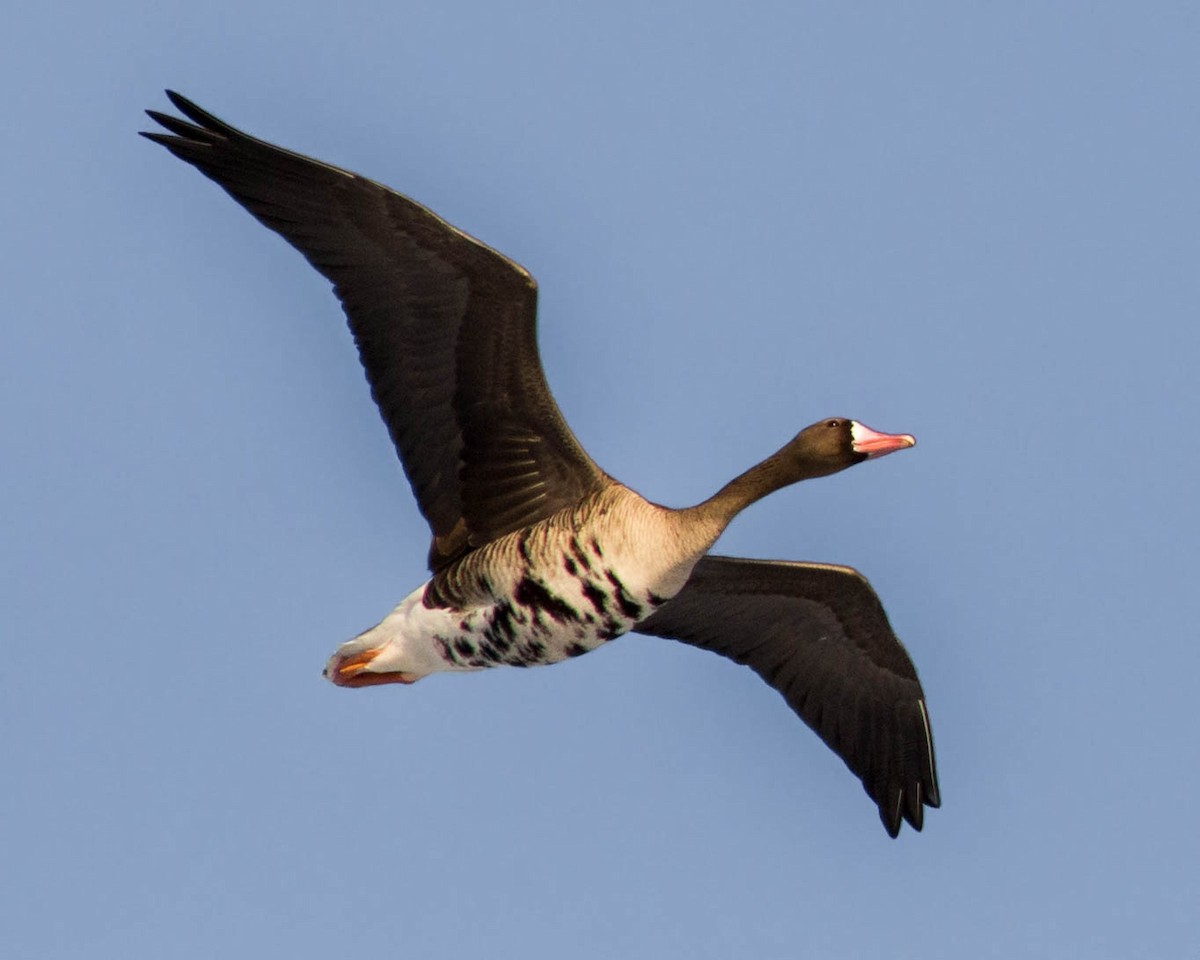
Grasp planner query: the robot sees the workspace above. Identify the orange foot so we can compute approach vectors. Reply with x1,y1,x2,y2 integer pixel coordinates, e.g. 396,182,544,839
325,646,419,688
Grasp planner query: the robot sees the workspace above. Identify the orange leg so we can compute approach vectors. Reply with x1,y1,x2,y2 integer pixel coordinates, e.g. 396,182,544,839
326,647,419,688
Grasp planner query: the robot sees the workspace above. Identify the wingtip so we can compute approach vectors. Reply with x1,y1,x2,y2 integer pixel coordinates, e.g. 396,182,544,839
876,778,940,837
925,780,942,809
140,107,170,141
156,90,229,134
164,89,191,112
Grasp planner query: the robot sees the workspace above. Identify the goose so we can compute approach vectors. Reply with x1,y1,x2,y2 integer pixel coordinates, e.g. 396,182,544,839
142,91,940,837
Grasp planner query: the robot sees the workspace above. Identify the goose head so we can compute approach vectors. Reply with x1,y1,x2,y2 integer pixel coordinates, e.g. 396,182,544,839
779,418,915,481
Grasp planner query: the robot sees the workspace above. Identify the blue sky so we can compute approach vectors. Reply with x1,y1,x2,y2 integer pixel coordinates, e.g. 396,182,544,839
4,2,1198,957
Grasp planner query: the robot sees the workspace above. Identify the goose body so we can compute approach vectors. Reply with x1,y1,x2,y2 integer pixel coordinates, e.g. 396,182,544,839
143,92,940,836
334,488,696,683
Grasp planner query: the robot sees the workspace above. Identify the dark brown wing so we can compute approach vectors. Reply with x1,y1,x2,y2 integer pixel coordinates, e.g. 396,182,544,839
142,92,608,570
635,555,940,836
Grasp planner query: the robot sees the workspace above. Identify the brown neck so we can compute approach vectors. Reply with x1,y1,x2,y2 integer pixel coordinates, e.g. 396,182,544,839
681,445,815,545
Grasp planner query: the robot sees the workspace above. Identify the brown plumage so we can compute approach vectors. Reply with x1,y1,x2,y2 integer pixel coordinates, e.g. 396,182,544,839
143,92,940,837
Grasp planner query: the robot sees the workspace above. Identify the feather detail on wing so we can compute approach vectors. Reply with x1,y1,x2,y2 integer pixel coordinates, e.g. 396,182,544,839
143,92,609,571
636,555,940,836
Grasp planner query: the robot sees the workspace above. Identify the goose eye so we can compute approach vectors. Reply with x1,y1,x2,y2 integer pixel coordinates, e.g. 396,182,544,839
826,419,840,429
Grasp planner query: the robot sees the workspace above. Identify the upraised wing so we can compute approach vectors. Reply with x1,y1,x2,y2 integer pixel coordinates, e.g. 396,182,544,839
143,92,609,570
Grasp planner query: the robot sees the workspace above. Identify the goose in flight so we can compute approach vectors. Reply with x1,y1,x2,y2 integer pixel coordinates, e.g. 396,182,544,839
142,92,939,836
